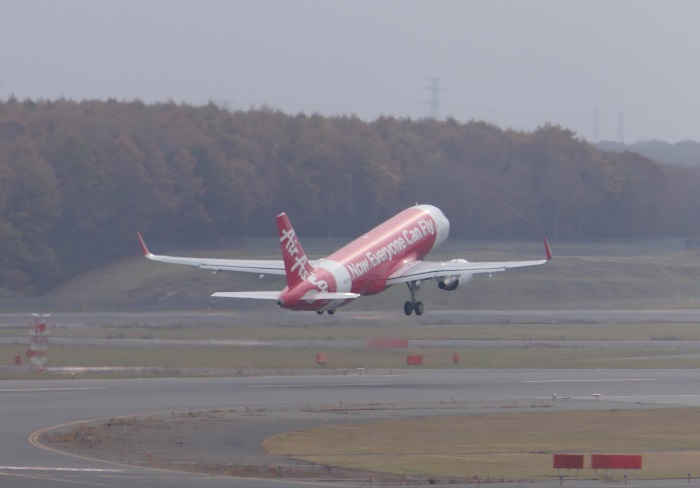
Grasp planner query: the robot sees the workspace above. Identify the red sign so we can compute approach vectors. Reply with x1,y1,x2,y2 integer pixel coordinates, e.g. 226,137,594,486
591,455,642,470
406,355,423,366
553,454,584,469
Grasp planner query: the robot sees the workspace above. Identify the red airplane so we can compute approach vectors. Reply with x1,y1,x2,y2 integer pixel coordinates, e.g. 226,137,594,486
137,204,551,316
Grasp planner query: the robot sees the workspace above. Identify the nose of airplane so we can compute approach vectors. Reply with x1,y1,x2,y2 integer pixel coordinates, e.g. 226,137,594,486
425,205,450,245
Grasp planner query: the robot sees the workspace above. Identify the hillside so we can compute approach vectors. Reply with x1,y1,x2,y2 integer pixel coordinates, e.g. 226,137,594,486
599,140,700,167
27,241,700,313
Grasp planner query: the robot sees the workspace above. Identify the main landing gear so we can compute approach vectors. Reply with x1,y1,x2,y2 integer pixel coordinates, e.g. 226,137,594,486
316,309,335,315
404,281,424,316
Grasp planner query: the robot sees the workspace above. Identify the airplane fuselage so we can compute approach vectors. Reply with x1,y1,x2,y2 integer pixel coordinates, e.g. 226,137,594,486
276,205,449,311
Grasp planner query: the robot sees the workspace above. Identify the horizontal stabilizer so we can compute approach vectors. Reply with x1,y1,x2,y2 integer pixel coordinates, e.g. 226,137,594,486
311,292,361,300
211,291,281,300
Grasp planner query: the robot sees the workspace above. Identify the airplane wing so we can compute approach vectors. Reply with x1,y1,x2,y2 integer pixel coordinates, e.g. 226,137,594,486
386,236,552,285
137,232,287,275
211,291,281,299
211,291,360,300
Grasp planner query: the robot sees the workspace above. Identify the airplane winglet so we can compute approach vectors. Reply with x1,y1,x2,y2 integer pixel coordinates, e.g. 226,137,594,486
544,236,552,261
136,232,152,257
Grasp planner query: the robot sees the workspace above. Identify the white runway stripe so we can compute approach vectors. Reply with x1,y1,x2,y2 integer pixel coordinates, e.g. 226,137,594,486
525,378,655,383
0,466,122,472
0,387,105,392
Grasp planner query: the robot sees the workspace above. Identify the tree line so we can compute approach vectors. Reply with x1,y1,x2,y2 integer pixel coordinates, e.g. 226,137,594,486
0,97,699,295
598,139,700,167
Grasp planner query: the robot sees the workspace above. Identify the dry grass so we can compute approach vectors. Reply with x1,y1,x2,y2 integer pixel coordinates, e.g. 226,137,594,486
264,408,700,480
33,321,700,342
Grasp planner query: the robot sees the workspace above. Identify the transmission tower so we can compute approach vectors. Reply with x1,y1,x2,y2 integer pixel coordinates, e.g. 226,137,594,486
424,77,441,119
212,98,234,112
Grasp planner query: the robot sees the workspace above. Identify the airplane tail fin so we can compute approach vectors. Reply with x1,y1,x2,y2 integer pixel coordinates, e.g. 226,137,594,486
277,212,314,288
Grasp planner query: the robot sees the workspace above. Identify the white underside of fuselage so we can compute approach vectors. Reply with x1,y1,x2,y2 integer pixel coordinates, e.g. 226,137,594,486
309,259,353,309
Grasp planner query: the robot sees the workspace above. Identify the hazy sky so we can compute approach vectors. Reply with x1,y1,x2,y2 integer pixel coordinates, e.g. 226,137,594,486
2,0,700,143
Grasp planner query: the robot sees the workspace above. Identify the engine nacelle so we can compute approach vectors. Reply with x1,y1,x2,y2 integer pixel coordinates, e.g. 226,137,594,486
437,259,473,291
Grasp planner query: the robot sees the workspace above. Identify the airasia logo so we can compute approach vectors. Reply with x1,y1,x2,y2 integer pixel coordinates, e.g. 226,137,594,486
307,273,329,293
280,227,310,280
280,227,329,294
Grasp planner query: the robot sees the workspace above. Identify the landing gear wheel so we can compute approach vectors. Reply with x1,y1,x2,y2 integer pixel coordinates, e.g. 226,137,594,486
404,281,424,317
327,309,335,315
316,310,324,315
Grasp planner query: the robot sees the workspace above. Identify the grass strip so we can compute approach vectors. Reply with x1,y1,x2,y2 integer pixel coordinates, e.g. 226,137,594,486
264,407,700,480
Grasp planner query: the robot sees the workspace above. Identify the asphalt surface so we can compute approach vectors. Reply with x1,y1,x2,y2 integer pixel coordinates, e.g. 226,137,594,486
5,369,700,487
5,309,700,487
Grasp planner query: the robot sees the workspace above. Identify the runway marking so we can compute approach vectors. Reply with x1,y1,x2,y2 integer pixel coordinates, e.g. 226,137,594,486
29,417,364,487
0,466,123,472
0,387,106,393
525,378,655,383
253,383,393,388
580,394,700,398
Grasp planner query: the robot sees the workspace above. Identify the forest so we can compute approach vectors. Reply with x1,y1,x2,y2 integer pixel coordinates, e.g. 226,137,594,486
1,97,700,296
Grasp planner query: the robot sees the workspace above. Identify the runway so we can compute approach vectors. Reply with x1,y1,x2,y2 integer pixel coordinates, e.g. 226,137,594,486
3,308,700,329
5,369,700,487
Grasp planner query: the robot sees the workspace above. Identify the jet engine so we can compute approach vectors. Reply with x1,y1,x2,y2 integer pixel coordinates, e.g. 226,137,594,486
437,259,473,291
